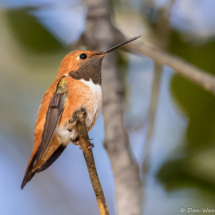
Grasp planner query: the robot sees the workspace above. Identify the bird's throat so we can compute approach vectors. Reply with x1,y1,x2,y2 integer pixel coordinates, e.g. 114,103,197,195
68,55,103,85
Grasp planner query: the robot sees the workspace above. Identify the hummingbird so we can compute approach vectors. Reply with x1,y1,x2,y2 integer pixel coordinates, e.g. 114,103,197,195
21,35,141,189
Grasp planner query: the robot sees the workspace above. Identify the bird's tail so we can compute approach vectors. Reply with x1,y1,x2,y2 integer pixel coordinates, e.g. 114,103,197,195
21,172,35,189
21,151,39,189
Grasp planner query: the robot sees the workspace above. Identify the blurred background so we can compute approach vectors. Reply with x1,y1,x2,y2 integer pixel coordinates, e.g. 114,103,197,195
1,0,215,214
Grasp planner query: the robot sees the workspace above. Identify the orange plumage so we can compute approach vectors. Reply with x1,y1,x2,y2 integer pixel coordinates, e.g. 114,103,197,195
21,36,141,189
21,50,103,189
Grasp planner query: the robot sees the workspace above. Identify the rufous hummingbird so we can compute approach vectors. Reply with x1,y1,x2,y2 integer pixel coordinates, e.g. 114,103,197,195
21,35,141,189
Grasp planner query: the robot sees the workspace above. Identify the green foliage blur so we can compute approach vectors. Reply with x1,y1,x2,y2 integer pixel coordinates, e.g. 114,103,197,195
136,0,215,207
158,25,215,194
6,8,64,54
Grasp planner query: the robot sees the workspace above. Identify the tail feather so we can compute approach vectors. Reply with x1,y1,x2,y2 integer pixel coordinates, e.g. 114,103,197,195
21,150,39,189
21,172,35,189
21,144,66,189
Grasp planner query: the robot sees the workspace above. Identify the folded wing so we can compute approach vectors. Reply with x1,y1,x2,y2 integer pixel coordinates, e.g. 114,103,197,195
21,77,67,189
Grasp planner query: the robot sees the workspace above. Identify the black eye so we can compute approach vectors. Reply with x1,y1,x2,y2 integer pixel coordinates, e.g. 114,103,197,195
80,53,87,60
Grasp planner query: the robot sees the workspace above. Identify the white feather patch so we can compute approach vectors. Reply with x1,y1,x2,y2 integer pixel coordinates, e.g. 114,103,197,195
80,79,102,128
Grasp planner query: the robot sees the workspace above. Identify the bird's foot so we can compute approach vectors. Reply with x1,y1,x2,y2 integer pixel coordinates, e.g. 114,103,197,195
67,120,75,132
88,142,94,149
68,108,87,132
87,139,94,149
67,117,77,132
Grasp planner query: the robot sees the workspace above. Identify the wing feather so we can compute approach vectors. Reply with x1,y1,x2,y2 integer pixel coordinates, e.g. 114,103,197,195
21,76,67,189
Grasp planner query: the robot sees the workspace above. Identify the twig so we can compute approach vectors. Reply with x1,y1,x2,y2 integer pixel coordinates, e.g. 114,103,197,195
126,41,215,95
142,64,163,181
75,109,109,215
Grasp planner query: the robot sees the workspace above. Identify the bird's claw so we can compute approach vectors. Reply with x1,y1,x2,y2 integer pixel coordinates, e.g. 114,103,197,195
69,118,75,123
79,141,94,150
88,143,94,149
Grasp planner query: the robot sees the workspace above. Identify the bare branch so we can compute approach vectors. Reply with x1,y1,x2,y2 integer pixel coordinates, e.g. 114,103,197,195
126,42,215,95
142,64,163,175
75,109,109,215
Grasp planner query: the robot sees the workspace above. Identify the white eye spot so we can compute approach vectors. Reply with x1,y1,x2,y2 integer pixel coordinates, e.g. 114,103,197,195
76,56,80,60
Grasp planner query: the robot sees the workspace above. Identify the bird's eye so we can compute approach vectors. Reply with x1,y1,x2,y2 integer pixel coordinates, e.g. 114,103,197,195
79,53,87,60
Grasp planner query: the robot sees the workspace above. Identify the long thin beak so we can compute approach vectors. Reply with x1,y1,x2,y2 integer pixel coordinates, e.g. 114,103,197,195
97,35,141,55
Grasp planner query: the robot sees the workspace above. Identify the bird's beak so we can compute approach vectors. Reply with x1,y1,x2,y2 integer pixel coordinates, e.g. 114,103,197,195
97,35,141,56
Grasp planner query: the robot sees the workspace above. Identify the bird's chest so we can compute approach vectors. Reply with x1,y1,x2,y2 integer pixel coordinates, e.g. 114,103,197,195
56,79,102,144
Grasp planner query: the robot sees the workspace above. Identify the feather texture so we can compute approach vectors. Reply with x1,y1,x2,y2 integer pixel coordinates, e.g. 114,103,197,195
21,77,67,189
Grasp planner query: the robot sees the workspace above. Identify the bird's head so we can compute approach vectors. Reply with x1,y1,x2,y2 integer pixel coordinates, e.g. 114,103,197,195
57,36,141,84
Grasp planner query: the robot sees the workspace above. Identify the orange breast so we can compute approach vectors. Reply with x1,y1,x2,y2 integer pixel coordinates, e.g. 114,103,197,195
56,76,102,144
59,76,101,127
